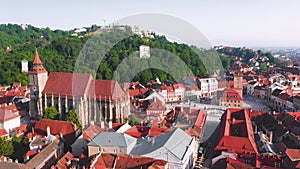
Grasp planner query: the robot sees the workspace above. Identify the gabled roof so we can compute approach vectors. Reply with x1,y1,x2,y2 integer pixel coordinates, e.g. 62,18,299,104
34,119,78,145
92,153,167,169
216,108,258,154
43,72,92,97
146,98,166,111
131,128,193,160
87,132,137,149
0,108,20,123
225,88,243,100
55,151,74,169
89,79,128,102
124,126,149,138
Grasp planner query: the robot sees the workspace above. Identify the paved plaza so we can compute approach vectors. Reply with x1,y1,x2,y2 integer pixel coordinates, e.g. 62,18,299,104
243,94,270,111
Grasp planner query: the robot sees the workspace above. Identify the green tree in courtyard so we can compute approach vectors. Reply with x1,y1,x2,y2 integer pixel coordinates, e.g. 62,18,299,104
127,114,141,126
43,106,60,120
66,109,82,130
0,137,14,156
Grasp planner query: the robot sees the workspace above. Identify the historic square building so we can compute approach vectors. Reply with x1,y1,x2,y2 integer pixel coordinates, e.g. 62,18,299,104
28,50,130,128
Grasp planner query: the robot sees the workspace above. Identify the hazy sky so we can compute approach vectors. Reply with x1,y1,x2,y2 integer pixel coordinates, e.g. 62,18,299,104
1,0,300,47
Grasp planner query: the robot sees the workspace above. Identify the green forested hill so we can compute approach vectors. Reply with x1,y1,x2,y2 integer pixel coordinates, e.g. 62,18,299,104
0,24,230,85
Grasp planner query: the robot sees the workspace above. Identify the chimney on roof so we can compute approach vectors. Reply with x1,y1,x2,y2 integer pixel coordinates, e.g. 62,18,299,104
46,126,50,136
90,120,94,125
101,120,105,128
259,132,263,141
153,97,156,102
3,157,7,162
255,125,257,133
15,159,18,163
109,121,112,129
269,131,273,143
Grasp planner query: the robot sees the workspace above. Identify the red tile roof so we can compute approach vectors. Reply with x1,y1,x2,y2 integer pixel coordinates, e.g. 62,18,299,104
128,88,149,97
0,108,20,123
0,128,8,136
30,51,47,73
24,150,38,159
148,127,171,137
92,153,167,169
89,80,128,102
55,151,74,169
225,88,243,100
35,119,78,145
83,124,106,142
286,149,300,161
186,110,207,137
124,126,149,138
43,72,92,97
216,108,258,155
146,99,166,111
33,51,43,65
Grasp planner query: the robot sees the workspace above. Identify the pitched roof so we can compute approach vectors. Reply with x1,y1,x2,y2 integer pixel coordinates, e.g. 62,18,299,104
33,50,43,65
92,153,167,169
55,151,74,169
0,108,20,123
87,132,137,149
146,98,166,111
89,80,128,101
131,128,193,160
83,124,106,142
216,108,258,154
0,128,8,136
225,88,243,100
124,126,150,138
286,149,300,161
43,72,92,97
0,162,29,169
26,138,61,169
30,51,47,73
34,119,78,145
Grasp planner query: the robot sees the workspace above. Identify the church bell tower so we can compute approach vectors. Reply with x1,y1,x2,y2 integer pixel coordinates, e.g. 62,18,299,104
28,49,48,118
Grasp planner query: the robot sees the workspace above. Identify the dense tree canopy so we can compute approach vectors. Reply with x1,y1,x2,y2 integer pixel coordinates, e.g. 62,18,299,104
43,106,60,120
0,137,14,156
65,109,82,130
0,23,228,86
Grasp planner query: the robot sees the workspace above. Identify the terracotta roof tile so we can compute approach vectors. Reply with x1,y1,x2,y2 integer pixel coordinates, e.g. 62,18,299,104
286,149,300,161
55,151,74,169
92,153,167,169
124,126,149,138
0,108,20,123
0,128,8,136
43,72,92,97
89,80,128,102
225,88,243,100
35,119,78,145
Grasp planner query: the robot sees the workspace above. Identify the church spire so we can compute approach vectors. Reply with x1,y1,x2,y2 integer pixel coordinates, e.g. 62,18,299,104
33,48,43,65
31,49,47,73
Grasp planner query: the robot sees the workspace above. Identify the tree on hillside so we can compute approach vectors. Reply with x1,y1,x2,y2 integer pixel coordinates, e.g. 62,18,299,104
66,109,82,130
43,106,60,120
0,137,14,156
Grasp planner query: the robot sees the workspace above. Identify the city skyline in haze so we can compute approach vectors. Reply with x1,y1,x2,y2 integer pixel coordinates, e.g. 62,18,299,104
1,0,300,48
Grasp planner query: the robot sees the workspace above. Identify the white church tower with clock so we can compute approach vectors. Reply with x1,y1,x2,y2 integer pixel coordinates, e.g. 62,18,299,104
28,49,48,118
